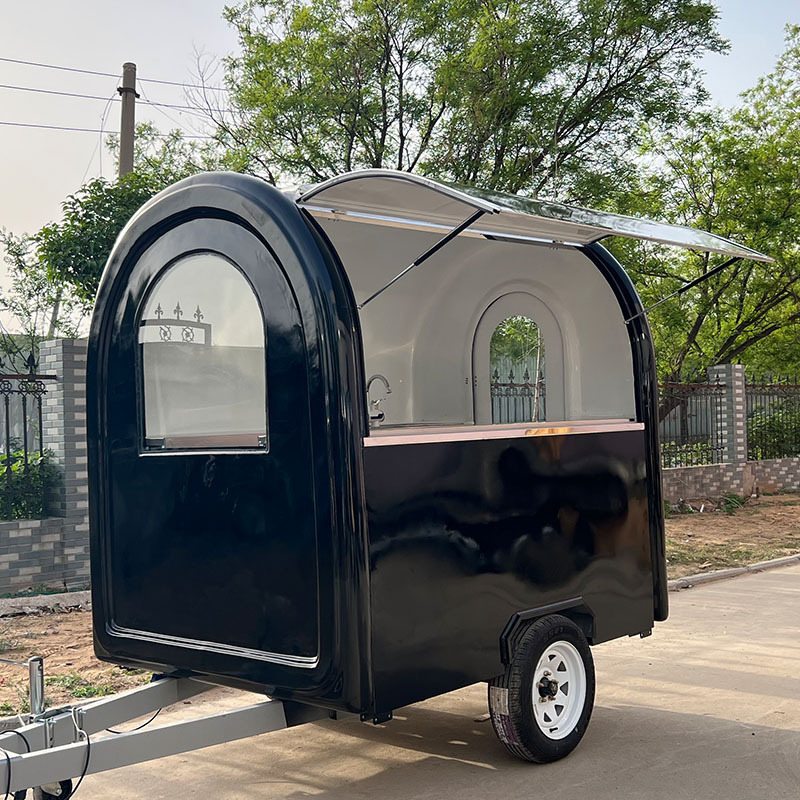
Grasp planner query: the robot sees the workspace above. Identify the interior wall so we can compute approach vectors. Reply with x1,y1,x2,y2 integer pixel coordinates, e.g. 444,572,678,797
316,216,636,425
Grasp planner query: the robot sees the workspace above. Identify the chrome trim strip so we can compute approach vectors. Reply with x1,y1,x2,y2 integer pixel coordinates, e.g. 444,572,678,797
364,420,644,447
108,624,320,668
304,206,581,247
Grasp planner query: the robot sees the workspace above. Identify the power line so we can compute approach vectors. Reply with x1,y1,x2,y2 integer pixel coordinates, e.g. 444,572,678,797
80,84,119,185
0,82,112,102
0,56,117,79
0,82,228,113
0,56,229,92
137,79,195,133
0,120,215,138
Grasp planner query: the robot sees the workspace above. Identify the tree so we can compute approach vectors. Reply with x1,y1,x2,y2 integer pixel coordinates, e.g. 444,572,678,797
8,125,227,313
0,230,85,372
490,316,543,363
34,172,157,307
606,25,800,385
215,0,726,200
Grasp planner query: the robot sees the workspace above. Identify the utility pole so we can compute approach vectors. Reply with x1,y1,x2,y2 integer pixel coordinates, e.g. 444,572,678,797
118,62,139,177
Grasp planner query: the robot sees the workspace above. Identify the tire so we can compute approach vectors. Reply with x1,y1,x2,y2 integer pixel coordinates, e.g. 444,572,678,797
488,614,595,763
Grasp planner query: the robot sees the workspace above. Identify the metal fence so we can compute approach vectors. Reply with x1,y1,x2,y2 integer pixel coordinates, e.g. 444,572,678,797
0,373,58,520
746,375,800,461
490,364,546,424
658,381,726,468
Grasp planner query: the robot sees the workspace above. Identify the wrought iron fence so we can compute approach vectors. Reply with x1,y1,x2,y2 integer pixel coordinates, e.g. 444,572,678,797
658,381,726,468
0,373,59,520
490,366,546,424
746,374,800,461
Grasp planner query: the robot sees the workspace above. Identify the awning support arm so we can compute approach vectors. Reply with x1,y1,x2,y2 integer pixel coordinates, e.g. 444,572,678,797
624,256,742,325
357,209,486,310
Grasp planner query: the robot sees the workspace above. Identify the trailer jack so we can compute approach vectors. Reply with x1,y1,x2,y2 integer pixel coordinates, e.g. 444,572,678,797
0,670,324,797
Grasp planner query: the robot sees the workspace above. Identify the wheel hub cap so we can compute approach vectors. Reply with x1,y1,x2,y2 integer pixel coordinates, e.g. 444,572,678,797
537,675,559,699
531,640,587,740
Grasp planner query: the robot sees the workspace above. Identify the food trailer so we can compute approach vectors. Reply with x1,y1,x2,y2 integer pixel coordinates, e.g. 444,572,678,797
0,170,772,795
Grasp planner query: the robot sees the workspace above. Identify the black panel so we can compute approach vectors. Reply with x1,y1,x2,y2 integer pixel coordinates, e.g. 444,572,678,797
584,244,668,622
106,221,318,657
365,429,654,713
88,175,373,713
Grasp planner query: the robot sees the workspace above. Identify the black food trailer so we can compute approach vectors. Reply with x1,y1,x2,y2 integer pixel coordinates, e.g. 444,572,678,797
0,170,772,796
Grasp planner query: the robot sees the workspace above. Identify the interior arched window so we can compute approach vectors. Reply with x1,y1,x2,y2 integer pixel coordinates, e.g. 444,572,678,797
490,316,546,423
138,252,267,450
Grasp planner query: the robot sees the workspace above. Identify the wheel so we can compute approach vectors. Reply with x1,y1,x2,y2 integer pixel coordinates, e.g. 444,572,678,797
488,614,595,763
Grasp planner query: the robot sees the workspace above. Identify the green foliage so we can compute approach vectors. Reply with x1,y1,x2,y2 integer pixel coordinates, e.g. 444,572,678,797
722,493,746,515
490,316,542,362
36,172,160,307
0,447,59,520
607,25,800,382
747,401,800,460
107,123,227,189
222,0,725,199
0,231,86,372
659,439,714,468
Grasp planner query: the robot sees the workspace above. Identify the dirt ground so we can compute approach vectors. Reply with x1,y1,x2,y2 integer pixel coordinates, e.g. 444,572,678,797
0,611,149,715
665,492,800,577
0,492,797,714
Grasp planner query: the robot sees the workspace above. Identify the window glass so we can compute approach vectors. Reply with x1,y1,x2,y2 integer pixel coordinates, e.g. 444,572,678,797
490,316,546,423
139,253,267,449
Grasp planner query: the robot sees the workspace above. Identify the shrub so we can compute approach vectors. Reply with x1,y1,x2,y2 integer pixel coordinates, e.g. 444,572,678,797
747,401,800,460
722,493,746,514
0,448,59,520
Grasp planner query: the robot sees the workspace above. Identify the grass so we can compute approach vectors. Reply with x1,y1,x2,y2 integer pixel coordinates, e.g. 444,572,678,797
45,673,115,699
666,538,800,579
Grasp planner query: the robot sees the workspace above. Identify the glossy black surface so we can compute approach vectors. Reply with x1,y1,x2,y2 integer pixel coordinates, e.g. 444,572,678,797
584,244,668,622
365,429,654,713
108,221,319,657
88,172,667,720
88,175,372,713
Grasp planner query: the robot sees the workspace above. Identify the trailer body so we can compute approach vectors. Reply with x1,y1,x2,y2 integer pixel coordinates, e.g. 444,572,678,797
87,170,771,721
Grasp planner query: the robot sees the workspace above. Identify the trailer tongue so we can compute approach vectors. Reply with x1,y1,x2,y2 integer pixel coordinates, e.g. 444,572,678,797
0,671,328,798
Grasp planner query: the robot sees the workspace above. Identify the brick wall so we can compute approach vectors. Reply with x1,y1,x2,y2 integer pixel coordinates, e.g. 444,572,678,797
0,339,89,594
662,364,800,503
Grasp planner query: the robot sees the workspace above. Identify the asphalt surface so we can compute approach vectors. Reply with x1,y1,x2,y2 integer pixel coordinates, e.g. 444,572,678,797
73,564,800,799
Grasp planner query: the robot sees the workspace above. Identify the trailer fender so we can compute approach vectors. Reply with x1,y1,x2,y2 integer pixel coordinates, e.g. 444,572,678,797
499,597,595,664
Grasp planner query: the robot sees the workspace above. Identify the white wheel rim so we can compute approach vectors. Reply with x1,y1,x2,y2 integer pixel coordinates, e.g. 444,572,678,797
532,640,586,740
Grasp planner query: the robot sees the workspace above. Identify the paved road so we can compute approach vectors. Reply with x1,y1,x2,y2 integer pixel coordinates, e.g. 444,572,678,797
80,565,800,799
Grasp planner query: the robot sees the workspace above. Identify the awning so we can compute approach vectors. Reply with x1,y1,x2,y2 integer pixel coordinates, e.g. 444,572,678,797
295,169,773,263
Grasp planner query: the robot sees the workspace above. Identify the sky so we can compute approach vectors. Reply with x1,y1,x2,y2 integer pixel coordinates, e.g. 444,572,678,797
0,0,797,242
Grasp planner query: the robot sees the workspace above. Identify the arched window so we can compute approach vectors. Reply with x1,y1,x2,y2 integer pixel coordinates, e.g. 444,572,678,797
489,316,545,423
138,252,267,450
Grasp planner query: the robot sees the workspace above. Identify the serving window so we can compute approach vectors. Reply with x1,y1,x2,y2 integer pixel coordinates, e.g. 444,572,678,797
138,252,268,450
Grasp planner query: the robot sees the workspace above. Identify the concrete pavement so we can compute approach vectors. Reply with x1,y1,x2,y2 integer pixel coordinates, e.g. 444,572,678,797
79,564,800,799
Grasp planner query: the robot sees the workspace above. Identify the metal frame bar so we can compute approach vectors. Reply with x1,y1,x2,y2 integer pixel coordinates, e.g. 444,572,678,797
624,256,742,324
357,208,486,309
0,677,315,793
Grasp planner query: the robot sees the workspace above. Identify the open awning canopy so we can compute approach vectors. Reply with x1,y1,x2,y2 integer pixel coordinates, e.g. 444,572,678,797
296,169,773,263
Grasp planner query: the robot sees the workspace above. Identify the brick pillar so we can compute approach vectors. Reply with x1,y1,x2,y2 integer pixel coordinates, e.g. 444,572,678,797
39,338,90,587
707,363,747,466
